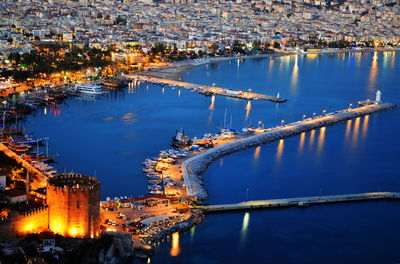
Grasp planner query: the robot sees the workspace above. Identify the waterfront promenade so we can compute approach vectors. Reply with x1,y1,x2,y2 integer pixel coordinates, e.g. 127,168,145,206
127,74,286,103
197,192,400,213
182,102,396,200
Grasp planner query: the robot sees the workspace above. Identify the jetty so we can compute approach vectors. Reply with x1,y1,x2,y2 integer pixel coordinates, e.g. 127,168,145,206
182,101,396,200
126,74,286,103
197,192,400,213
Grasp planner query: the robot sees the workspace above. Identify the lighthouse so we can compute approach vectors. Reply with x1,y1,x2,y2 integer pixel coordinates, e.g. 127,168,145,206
375,90,382,104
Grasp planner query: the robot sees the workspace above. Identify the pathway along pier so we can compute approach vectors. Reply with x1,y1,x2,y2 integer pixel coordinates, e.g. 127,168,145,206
127,74,286,103
197,192,400,213
182,101,396,200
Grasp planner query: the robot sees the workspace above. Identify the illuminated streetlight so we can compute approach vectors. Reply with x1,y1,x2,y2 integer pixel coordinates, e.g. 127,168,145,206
322,109,326,115
281,120,285,126
313,112,316,118
349,103,353,109
302,114,306,120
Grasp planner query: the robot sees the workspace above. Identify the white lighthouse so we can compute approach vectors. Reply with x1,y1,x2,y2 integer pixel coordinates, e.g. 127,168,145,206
375,90,382,104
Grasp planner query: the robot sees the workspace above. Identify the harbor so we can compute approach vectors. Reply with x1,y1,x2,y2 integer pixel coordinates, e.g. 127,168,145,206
127,74,287,102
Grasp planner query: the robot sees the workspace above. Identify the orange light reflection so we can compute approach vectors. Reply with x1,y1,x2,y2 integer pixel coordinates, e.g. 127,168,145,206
317,127,326,153
352,117,360,147
309,130,315,148
362,115,369,139
276,139,284,162
298,132,305,153
170,232,180,257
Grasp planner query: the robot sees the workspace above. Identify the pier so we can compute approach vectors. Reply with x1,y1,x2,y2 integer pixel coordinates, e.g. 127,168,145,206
182,102,396,200
126,74,286,103
196,192,400,213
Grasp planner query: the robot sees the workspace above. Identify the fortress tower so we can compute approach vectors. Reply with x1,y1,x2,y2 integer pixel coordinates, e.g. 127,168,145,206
47,173,100,238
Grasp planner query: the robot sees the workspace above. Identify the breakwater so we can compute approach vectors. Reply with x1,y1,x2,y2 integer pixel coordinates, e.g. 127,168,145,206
182,102,396,200
127,74,286,103
197,192,400,213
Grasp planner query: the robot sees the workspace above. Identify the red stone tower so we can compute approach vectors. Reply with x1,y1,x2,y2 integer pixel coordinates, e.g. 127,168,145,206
47,173,100,238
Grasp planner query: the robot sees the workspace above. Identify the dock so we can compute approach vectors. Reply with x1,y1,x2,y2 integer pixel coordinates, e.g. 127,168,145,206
182,102,396,200
196,192,400,213
126,74,286,103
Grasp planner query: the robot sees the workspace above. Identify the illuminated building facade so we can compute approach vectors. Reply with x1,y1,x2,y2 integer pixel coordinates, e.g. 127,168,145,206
47,173,100,238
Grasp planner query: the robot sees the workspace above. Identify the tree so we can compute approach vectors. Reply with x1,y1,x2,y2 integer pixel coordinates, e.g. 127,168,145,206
273,42,281,49
232,40,245,54
209,43,219,54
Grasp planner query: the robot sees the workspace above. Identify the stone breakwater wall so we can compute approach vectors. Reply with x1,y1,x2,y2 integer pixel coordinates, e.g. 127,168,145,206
183,103,396,201
142,211,204,245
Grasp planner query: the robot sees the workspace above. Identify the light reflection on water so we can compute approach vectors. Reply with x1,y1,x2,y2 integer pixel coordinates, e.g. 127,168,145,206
352,117,361,147
309,129,315,148
298,132,305,154
276,139,284,162
317,127,326,154
240,212,250,248
362,115,369,139
369,52,378,92
170,232,180,257
345,119,352,141
245,100,251,121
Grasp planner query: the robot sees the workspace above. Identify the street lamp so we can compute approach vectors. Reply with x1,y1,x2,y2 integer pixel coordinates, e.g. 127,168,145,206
349,103,353,109
302,114,306,120
322,109,326,115
281,120,285,126
258,121,262,128
313,112,316,118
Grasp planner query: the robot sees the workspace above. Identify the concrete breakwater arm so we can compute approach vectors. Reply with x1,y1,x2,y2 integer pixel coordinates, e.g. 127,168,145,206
198,192,400,212
182,102,396,200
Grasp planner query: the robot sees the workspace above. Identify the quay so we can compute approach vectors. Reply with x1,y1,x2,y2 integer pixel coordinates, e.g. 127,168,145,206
182,101,396,200
126,74,287,103
197,192,400,213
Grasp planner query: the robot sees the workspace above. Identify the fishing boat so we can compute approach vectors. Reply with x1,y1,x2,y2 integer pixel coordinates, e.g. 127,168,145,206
73,83,104,95
149,179,162,185
171,129,192,148
8,143,32,153
148,185,162,191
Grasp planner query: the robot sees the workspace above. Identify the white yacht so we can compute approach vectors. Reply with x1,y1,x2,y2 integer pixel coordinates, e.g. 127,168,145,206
74,83,104,95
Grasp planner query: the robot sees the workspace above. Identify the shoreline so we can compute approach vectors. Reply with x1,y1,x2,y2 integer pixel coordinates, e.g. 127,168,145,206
136,47,400,82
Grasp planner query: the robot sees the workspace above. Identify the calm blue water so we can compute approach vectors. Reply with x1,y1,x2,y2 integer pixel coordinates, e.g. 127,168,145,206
24,51,400,263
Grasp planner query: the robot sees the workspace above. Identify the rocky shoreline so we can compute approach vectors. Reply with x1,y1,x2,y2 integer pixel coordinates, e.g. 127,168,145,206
142,210,204,246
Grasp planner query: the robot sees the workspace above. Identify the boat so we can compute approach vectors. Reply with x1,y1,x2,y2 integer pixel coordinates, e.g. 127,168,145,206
149,190,163,195
171,129,192,148
149,179,162,185
73,83,104,95
296,201,310,208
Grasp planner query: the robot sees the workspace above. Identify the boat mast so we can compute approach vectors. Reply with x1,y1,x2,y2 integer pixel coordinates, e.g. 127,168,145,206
37,140,39,160
223,108,227,129
230,115,232,130
2,112,5,132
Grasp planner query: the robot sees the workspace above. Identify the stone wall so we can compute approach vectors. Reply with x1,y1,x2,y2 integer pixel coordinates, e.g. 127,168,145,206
0,206,48,238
